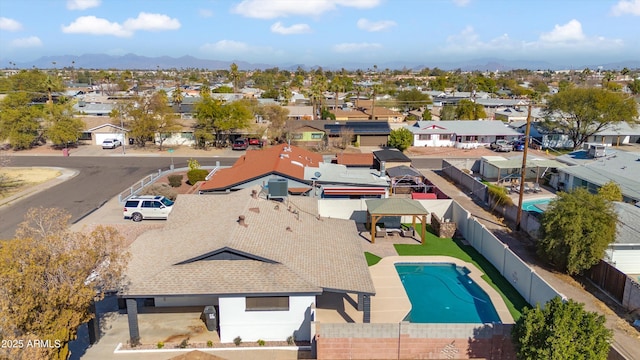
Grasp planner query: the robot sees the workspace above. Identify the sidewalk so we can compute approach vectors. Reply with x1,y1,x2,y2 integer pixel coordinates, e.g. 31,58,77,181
417,168,640,360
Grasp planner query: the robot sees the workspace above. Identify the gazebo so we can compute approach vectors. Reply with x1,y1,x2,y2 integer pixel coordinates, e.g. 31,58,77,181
365,198,429,244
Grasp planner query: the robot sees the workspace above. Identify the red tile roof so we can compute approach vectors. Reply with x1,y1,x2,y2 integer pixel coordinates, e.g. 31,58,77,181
199,144,323,191
335,153,374,166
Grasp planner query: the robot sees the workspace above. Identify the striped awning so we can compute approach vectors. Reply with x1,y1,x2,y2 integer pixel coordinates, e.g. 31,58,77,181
323,187,387,196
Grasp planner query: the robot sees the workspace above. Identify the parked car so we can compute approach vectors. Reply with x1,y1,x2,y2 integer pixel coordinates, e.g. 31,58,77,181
232,138,249,150
248,138,263,147
102,138,122,149
511,140,525,151
123,195,174,222
490,140,512,152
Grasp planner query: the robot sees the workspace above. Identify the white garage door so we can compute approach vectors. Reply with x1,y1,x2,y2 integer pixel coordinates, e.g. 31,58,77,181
94,133,124,145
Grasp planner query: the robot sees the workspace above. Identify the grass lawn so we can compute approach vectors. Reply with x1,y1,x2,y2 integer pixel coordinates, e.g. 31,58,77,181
364,252,382,266
394,225,528,321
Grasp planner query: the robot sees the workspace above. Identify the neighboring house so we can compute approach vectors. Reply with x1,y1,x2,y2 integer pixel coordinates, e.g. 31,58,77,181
82,117,127,145
406,120,521,148
333,153,374,167
154,118,196,147
331,109,370,121
586,122,640,146
555,148,640,204
121,188,375,343
494,108,528,122
478,155,566,183
74,101,115,116
283,106,314,120
198,144,390,197
324,121,391,147
288,123,326,146
512,122,574,149
605,202,640,275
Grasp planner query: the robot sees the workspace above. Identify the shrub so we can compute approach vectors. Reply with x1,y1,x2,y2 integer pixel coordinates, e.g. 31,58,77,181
139,183,177,201
187,169,209,185
206,340,213,348
156,341,164,349
286,335,295,345
487,184,513,210
257,339,266,346
233,336,242,346
168,174,183,188
188,158,201,171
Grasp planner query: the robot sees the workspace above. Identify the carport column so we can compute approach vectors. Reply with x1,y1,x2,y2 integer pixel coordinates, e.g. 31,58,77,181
362,295,371,323
126,299,140,345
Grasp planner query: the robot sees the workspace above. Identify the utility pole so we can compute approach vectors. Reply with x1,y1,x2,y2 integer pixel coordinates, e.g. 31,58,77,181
515,103,532,231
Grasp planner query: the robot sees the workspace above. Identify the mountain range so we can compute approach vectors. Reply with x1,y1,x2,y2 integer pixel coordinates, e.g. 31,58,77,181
7,53,640,72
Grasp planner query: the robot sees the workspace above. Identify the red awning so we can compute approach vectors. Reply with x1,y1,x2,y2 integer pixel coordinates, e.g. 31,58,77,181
323,187,387,196
411,193,437,199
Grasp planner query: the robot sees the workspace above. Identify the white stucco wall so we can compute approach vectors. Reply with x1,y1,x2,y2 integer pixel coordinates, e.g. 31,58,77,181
154,295,218,307
412,134,455,147
218,295,315,343
155,133,196,146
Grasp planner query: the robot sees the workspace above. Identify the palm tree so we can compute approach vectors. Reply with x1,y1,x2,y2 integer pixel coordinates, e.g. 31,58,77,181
229,63,239,93
171,86,184,114
369,84,382,120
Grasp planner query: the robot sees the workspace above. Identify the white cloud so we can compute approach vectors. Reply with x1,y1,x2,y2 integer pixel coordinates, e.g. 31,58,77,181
356,18,396,32
62,13,180,37
199,9,214,18
66,0,101,10
270,22,311,34
0,17,22,31
10,36,42,48
611,0,640,15
231,0,381,19
539,19,585,42
200,40,250,53
122,12,181,31
333,42,382,53
452,0,471,7
62,16,131,37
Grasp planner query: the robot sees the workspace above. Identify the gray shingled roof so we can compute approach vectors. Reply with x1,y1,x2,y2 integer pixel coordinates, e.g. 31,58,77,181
124,188,375,297
408,120,521,136
614,202,640,245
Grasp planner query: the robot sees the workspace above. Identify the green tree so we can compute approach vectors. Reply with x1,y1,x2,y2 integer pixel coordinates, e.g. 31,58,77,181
396,89,432,111
422,108,432,120
512,297,612,360
537,188,617,274
171,86,183,112
627,79,640,95
597,181,623,202
439,104,457,120
455,99,486,120
388,128,413,151
0,208,128,360
213,85,233,93
45,102,84,147
259,104,289,140
0,92,43,149
229,63,240,93
545,88,639,150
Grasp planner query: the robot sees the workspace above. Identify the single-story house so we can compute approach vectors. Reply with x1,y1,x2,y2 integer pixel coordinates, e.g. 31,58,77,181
373,149,412,170
74,101,115,116
585,122,640,146
511,122,574,150
283,106,314,120
287,123,326,147
479,155,567,183
324,121,391,147
406,120,521,148
304,162,390,198
121,188,376,344
81,116,127,145
605,202,640,275
555,148,640,204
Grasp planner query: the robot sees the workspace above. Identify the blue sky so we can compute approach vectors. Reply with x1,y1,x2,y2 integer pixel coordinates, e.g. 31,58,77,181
1,0,639,67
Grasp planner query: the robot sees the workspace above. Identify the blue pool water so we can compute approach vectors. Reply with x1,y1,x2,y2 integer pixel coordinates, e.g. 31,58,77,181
395,263,501,323
521,198,553,213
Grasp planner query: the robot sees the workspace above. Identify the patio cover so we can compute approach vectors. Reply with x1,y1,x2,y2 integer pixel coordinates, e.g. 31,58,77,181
365,198,429,244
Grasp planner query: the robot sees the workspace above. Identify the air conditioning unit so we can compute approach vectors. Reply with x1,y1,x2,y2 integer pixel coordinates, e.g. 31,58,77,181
588,144,606,158
267,178,288,199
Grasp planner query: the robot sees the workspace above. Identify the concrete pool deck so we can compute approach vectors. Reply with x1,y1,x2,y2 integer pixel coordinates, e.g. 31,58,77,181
369,256,514,324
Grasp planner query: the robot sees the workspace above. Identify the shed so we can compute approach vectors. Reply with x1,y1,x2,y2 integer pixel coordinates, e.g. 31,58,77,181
373,149,412,171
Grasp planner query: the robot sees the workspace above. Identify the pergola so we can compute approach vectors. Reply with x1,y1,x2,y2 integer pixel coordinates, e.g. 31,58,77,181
365,198,429,244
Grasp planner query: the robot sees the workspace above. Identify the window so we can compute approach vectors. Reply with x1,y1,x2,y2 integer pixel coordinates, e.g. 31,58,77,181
245,296,289,311
125,200,139,208
292,133,303,140
142,201,155,208
181,132,194,140
419,134,431,140
311,133,323,139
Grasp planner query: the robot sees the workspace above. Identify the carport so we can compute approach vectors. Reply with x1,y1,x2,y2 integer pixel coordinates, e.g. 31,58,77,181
365,198,429,244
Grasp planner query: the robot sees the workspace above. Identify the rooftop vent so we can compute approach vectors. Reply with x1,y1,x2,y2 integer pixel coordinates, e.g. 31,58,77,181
238,215,247,227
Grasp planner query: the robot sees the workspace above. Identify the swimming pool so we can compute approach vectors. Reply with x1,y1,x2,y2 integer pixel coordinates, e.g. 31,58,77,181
521,197,553,213
395,263,501,323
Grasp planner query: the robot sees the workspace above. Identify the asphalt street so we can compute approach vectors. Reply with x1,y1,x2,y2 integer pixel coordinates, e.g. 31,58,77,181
0,156,235,240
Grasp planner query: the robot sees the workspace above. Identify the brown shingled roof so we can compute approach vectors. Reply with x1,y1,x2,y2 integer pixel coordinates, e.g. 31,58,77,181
199,144,323,191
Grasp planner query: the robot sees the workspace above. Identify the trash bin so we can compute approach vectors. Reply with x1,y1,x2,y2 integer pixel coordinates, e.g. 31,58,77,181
62,148,69,157
202,306,217,331
129,138,134,145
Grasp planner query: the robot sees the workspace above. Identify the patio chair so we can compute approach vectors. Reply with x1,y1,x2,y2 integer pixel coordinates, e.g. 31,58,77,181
375,226,387,239
533,182,542,193
523,183,532,193
401,225,415,237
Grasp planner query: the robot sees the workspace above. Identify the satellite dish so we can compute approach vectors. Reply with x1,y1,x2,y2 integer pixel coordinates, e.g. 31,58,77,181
314,171,322,178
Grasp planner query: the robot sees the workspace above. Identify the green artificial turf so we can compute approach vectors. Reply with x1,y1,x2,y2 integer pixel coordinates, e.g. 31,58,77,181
364,252,382,266
394,225,528,320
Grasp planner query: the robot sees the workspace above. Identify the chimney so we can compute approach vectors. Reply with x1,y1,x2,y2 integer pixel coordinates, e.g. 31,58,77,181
238,215,247,227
